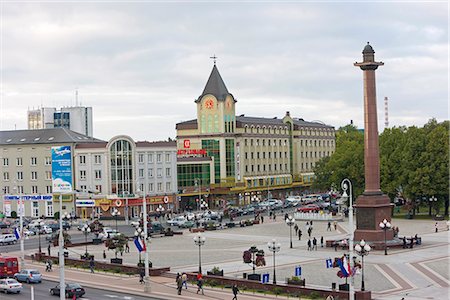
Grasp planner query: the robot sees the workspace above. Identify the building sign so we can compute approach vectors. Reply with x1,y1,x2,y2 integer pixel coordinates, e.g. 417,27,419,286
3,200,11,217
97,199,111,212
177,149,206,156
183,139,191,148
236,141,241,180
51,146,73,193
3,195,53,201
76,199,95,207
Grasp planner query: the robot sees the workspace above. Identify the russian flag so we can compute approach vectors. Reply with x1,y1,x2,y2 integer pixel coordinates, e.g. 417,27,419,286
134,237,146,252
337,256,352,277
14,228,21,240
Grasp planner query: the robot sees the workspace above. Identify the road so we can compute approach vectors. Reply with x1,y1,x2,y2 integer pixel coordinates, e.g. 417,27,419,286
0,280,163,300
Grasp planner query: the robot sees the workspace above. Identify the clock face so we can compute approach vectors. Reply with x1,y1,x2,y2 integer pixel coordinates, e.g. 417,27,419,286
204,99,214,110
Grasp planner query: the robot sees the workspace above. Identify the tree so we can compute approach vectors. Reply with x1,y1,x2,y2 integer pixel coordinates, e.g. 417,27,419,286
105,234,127,259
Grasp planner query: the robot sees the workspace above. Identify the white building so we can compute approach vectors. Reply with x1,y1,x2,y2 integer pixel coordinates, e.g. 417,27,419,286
27,106,93,137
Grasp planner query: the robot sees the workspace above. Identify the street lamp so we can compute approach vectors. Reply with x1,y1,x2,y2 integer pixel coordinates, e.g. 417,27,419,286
267,239,280,284
341,178,354,300
134,226,145,266
36,221,45,254
354,239,371,291
194,178,201,211
156,204,165,218
379,219,391,255
248,245,259,274
81,224,91,258
112,208,121,232
285,215,295,249
200,200,208,211
62,212,71,229
429,196,437,216
193,234,206,274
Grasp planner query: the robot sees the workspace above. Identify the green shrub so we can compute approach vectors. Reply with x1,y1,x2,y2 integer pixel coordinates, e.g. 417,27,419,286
309,291,321,299
273,287,284,295
11,211,17,218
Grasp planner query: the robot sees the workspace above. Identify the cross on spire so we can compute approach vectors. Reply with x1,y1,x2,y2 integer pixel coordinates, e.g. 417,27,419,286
210,54,218,65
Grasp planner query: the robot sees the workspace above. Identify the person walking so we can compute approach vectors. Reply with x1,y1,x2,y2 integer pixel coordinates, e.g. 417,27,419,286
298,229,302,240
89,258,95,273
308,226,312,238
320,236,324,248
327,221,331,231
176,274,183,295
232,284,239,300
47,243,51,256
139,268,145,284
435,222,439,233
312,237,317,250
125,241,130,253
261,215,264,223
196,273,204,295
402,236,407,249
103,250,106,261
294,224,299,235
181,272,188,289
333,221,337,230
307,239,312,251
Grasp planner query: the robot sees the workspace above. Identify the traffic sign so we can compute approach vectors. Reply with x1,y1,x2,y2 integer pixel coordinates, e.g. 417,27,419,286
295,266,302,277
261,273,270,284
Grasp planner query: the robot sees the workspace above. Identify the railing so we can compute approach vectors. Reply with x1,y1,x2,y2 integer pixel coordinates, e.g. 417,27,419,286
294,212,333,220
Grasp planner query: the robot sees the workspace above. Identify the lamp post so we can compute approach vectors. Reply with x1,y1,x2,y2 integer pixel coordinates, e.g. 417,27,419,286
112,208,120,233
156,204,165,218
285,215,295,249
137,183,151,293
200,200,208,211
249,245,258,274
267,239,280,284
429,196,437,216
341,178,354,300
36,221,45,254
354,239,371,291
81,224,91,258
379,219,391,255
134,226,145,266
193,234,206,274
194,178,201,211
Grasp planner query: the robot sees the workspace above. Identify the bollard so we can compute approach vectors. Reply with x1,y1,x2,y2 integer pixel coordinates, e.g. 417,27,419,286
31,285,35,300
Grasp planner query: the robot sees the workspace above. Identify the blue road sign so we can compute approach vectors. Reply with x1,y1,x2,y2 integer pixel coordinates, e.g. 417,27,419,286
326,258,333,268
295,266,302,276
262,273,270,284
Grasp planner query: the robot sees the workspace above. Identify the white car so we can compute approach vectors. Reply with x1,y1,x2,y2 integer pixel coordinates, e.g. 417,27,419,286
186,213,195,221
0,278,22,294
0,234,17,245
167,216,186,227
130,218,141,227
98,227,120,240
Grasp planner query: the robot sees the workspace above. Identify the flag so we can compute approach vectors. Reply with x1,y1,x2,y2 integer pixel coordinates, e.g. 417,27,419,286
326,258,333,269
14,228,21,240
337,256,352,277
134,237,146,252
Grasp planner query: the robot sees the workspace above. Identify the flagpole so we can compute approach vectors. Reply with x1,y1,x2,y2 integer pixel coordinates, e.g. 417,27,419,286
19,196,25,269
142,185,151,293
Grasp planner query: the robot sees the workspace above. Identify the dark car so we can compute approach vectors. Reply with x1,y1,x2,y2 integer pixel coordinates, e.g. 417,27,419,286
148,221,165,236
49,283,85,298
0,222,8,229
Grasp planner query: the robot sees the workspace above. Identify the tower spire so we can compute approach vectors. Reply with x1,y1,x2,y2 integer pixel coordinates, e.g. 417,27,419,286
210,54,218,65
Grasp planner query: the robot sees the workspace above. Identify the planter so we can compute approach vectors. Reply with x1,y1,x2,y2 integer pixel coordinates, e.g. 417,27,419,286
287,279,305,286
247,273,261,281
81,254,94,260
190,228,205,233
339,283,349,291
207,270,223,276
110,258,123,264
164,231,174,236
92,238,103,245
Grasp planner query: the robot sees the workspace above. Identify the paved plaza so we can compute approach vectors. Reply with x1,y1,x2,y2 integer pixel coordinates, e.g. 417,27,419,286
6,215,450,299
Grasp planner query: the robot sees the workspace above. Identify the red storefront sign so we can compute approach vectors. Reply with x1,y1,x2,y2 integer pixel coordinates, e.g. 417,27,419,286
177,149,206,156
184,140,190,148
115,195,174,206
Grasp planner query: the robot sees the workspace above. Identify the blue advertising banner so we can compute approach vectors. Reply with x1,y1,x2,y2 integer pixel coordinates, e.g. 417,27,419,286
51,146,73,193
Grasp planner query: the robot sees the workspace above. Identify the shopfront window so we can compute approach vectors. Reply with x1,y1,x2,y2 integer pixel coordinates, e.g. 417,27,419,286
202,139,220,183
110,139,134,195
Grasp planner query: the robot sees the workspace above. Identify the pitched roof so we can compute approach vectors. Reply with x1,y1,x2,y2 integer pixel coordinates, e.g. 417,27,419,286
197,65,229,101
0,128,105,145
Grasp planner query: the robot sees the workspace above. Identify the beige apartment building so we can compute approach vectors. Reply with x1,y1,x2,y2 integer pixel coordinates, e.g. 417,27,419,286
176,64,335,209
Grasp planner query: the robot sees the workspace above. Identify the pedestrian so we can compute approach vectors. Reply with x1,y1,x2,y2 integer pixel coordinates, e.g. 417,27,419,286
284,213,288,220
261,216,264,224
333,241,338,252
435,222,438,233
273,214,276,221
298,229,302,240
310,220,313,226
181,272,188,289
89,258,95,273
333,221,337,230
294,224,299,235
307,239,312,251
320,236,324,248
196,273,204,295
402,237,407,249
308,227,312,238
125,241,130,253
327,221,331,231
313,237,317,250
139,268,145,284
47,243,51,256
103,250,106,261
410,236,414,249
176,273,183,295
232,284,239,300
306,221,309,227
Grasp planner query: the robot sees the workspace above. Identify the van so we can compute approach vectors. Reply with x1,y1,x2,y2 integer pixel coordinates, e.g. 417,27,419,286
0,256,19,278
0,234,17,245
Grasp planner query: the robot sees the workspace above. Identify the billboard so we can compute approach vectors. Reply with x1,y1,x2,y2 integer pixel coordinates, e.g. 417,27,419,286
51,146,73,193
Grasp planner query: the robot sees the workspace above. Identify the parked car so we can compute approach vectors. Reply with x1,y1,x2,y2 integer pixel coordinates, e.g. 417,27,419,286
23,228,36,236
178,220,195,228
0,234,17,245
98,227,119,240
0,278,22,294
148,222,165,236
46,231,60,241
129,218,141,227
167,216,186,227
77,221,91,231
186,213,196,221
49,283,85,298
0,222,9,229
297,204,320,212
0,256,19,278
14,269,42,283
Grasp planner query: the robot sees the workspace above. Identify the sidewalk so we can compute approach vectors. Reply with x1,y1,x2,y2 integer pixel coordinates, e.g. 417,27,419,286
26,260,307,300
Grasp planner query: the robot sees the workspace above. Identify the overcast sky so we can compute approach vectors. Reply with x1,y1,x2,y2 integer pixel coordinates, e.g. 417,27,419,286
0,0,448,142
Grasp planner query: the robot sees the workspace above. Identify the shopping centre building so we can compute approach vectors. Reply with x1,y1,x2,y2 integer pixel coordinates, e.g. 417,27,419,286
176,64,336,209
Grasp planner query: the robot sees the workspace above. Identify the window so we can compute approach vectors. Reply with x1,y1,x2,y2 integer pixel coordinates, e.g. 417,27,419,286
94,155,101,164
45,171,52,180
17,171,23,181
95,170,102,180
16,157,23,166
3,158,9,166
95,185,102,193
80,170,86,180
245,152,248,159
45,201,53,217
79,155,86,164
45,157,51,165
31,185,38,194
166,182,171,191
46,186,52,193
17,186,24,193
245,165,248,172
245,139,248,146
157,168,162,177
257,152,260,159
165,153,171,163
148,169,154,177
139,169,144,178
157,154,162,163
263,152,266,159
138,154,144,163
148,154,153,163
31,171,38,180
30,157,37,166
149,183,154,192
268,152,271,159
80,185,87,191
3,172,9,181
251,152,254,159
166,168,171,177
157,182,162,191
32,201,39,217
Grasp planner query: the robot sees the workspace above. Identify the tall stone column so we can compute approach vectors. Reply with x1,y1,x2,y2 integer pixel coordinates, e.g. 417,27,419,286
354,43,393,242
